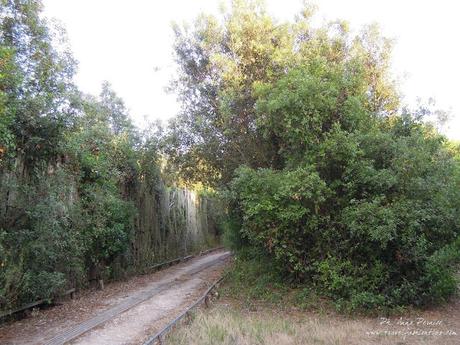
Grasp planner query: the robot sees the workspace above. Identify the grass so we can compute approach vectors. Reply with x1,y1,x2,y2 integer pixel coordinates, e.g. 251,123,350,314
164,252,460,345
166,300,460,345
166,305,377,345
165,302,440,345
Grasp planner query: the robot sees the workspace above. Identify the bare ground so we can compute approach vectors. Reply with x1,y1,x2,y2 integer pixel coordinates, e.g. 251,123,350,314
0,250,230,345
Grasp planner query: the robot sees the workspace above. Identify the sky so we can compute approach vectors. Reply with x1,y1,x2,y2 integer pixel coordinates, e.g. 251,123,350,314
43,0,460,140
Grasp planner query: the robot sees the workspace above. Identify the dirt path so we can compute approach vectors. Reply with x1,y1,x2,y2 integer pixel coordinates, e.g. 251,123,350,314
0,250,231,345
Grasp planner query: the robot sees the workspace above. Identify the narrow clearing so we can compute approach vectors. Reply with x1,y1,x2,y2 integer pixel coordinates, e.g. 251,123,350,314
0,250,231,345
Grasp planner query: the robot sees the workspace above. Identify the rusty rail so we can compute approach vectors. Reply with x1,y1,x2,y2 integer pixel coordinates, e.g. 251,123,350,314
145,246,224,274
142,276,225,345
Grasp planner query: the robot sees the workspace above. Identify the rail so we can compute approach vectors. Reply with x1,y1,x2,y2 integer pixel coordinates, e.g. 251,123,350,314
142,276,225,345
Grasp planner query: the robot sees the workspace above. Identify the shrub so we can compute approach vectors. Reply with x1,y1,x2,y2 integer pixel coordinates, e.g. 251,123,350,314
0,168,84,308
229,116,460,310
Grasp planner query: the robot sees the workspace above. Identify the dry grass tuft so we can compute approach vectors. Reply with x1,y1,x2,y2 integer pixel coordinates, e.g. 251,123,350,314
166,305,371,345
166,303,460,345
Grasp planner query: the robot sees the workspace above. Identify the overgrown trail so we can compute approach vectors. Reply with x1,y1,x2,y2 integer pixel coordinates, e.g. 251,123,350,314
0,251,231,345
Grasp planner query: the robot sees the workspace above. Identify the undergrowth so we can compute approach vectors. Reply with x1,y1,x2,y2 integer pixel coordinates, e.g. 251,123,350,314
220,249,333,313
219,248,454,315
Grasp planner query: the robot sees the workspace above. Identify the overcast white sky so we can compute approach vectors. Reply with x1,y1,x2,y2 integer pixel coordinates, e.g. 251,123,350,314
43,0,460,140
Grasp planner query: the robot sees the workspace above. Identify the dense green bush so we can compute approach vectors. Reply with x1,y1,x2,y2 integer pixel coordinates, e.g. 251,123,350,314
230,114,460,310
221,248,289,305
0,167,84,307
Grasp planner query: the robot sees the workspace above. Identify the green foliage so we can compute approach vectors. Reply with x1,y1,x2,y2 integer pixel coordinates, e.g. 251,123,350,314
0,168,83,308
78,185,134,266
422,237,460,303
0,45,19,167
222,249,288,306
222,249,328,311
167,0,398,186
231,165,330,279
169,0,460,311
0,0,77,168
229,113,460,310
221,212,244,251
100,82,136,137
0,0,223,313
1,82,144,309
63,93,139,279
0,2,144,307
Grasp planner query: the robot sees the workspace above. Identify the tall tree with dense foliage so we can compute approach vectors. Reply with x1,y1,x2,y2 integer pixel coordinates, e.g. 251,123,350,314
0,0,81,308
0,44,18,166
167,0,399,186
0,0,77,169
169,0,460,310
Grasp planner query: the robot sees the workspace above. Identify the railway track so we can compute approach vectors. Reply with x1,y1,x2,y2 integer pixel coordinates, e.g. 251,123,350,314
0,250,230,345
45,251,230,345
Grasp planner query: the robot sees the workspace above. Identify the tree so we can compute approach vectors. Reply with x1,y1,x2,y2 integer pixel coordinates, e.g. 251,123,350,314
100,81,136,137
167,0,399,186
0,44,19,167
1,0,220,312
171,0,460,310
0,0,77,168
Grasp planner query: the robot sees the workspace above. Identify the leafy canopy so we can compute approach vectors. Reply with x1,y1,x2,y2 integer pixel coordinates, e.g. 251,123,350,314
167,0,398,186
170,0,460,310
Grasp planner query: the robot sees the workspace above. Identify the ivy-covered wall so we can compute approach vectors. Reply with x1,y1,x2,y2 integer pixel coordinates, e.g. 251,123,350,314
132,184,219,270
